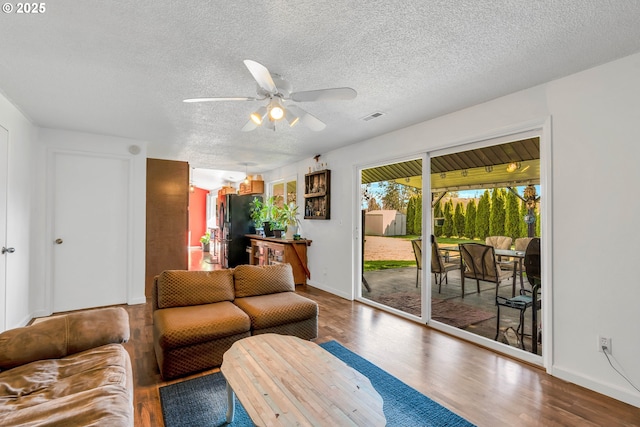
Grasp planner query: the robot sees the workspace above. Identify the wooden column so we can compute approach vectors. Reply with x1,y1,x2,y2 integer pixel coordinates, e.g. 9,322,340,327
145,158,189,297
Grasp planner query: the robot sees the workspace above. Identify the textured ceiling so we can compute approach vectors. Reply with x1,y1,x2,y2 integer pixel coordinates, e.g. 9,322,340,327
1,1,640,188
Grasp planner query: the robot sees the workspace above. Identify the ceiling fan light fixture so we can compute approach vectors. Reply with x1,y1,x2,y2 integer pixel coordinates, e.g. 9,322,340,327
250,106,267,125
285,109,299,127
268,98,285,121
506,162,521,173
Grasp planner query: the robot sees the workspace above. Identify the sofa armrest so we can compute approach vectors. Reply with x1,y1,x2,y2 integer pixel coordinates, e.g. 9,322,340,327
0,306,130,370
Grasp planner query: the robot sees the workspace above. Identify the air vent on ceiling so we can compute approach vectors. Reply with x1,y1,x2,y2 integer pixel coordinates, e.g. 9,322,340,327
361,112,385,121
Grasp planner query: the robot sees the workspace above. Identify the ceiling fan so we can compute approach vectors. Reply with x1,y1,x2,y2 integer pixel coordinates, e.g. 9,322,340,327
184,60,357,132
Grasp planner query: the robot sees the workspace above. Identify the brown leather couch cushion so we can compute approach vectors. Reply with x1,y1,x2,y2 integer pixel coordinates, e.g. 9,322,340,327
0,307,129,371
155,270,235,309
233,264,295,298
0,344,133,426
234,292,318,330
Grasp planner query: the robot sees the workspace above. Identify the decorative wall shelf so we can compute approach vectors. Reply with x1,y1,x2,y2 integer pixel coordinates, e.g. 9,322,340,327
304,169,330,220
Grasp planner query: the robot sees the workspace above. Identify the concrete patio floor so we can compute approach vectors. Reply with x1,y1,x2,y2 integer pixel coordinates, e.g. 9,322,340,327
363,236,542,355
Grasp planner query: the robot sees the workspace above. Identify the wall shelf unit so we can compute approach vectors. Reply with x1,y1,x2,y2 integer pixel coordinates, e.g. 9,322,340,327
304,169,330,220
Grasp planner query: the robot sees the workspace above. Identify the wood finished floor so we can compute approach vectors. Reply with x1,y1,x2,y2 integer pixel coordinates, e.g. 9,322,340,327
123,284,640,427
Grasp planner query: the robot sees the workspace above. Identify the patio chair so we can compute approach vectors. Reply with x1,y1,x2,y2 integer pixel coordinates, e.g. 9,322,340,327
485,235,512,251
411,238,422,287
485,235,513,263
512,237,534,288
459,243,512,299
430,235,458,292
495,238,541,352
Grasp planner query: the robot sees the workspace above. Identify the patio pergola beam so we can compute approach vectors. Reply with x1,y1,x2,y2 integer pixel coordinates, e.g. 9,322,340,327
507,186,527,203
432,191,446,208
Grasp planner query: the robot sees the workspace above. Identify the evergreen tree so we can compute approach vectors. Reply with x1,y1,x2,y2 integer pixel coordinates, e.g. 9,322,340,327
454,202,465,237
475,190,491,240
414,194,422,236
433,200,442,237
443,200,454,237
489,188,506,236
504,190,520,240
519,199,528,237
465,199,477,239
406,196,415,235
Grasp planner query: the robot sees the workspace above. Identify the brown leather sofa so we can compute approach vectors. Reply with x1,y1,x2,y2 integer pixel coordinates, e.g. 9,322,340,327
0,307,133,426
152,263,318,379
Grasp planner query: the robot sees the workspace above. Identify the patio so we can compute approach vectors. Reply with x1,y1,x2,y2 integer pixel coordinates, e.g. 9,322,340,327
362,236,541,355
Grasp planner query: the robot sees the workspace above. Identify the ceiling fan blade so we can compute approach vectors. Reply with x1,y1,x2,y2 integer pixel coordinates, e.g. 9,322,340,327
244,60,277,94
183,97,256,103
288,105,326,131
290,87,357,102
241,120,258,132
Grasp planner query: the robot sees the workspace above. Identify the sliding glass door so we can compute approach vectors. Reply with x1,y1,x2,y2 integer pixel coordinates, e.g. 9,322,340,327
359,158,424,318
429,137,542,356
357,135,544,359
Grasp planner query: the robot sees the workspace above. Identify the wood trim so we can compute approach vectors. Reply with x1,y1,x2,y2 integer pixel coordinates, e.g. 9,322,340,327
145,159,188,297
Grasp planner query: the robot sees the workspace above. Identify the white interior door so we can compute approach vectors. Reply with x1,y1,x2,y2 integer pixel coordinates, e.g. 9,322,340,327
0,126,8,330
51,152,129,312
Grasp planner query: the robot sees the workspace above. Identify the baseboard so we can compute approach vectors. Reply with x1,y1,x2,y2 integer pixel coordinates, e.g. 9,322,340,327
552,365,640,408
306,280,353,300
15,312,36,327
128,296,147,305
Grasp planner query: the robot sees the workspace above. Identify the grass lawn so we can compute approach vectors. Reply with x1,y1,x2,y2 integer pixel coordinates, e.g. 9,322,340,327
364,260,416,271
363,235,481,271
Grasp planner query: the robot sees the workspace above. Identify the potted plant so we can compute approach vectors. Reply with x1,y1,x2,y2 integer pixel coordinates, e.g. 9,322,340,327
249,197,266,236
277,202,300,240
250,196,281,237
264,196,282,237
200,231,211,252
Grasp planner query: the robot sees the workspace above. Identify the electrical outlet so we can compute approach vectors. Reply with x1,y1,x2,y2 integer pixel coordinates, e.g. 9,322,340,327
598,336,612,354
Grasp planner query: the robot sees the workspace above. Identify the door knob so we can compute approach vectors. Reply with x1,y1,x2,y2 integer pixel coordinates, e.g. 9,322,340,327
55,238,63,245
1,247,15,254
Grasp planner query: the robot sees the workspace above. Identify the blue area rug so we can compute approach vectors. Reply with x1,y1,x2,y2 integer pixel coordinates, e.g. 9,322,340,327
160,340,474,426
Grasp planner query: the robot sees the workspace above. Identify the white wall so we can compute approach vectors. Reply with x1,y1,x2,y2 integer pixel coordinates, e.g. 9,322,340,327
0,92,37,330
264,52,640,407
30,129,148,316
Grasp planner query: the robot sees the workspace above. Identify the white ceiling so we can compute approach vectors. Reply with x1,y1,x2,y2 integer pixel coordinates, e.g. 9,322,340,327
2,1,640,188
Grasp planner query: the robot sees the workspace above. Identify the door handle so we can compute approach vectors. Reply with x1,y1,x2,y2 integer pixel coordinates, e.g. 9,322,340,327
55,238,63,245
1,247,15,254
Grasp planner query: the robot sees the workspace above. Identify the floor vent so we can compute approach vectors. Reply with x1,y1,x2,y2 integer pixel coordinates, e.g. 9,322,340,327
362,112,385,121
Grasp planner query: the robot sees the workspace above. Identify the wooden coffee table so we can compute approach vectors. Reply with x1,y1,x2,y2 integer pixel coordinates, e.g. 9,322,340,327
221,334,386,426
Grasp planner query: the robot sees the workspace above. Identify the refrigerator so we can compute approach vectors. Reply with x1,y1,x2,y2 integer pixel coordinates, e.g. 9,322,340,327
220,194,259,268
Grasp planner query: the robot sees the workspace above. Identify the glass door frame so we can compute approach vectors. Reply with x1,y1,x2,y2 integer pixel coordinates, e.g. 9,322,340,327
354,152,429,323
353,117,552,370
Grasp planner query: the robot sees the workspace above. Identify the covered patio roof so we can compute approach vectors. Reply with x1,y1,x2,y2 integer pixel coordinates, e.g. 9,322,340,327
361,138,540,191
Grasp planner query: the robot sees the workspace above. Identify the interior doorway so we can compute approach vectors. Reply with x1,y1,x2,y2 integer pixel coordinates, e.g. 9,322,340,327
0,126,8,331
49,151,129,313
